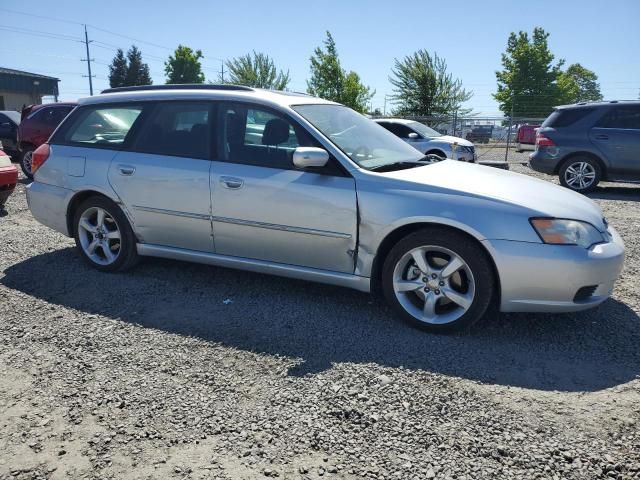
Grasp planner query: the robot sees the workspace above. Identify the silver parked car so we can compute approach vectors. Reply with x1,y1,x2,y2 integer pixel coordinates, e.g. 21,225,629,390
26,85,625,332
374,118,476,162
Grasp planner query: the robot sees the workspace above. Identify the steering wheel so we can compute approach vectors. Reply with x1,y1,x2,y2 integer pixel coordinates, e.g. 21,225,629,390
352,145,372,160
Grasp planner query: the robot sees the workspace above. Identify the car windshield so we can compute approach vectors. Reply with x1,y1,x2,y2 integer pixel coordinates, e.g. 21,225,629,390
292,104,424,170
408,121,441,138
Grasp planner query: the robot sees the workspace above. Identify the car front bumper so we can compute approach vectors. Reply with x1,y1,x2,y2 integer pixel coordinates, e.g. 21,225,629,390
483,226,625,313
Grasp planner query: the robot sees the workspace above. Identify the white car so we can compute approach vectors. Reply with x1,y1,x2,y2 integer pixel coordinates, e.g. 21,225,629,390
374,118,476,162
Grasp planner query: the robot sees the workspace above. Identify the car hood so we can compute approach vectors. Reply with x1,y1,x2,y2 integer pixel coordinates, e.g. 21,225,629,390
381,160,606,230
432,135,474,147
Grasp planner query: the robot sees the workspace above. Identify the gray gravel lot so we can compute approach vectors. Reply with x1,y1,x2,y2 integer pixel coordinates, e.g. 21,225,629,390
1,163,639,479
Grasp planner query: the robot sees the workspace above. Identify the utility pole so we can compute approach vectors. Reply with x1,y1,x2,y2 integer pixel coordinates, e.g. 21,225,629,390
81,24,95,95
220,61,225,84
504,98,515,163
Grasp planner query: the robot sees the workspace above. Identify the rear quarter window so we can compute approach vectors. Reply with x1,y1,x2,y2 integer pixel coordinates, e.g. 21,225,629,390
59,106,143,147
542,107,595,128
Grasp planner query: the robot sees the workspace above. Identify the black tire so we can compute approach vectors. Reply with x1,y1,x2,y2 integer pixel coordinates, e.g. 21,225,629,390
426,150,446,160
72,195,138,272
382,228,495,333
19,147,34,179
558,156,601,193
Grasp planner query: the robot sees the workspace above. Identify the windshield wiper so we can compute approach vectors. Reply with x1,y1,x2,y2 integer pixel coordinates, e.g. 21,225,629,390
369,158,432,172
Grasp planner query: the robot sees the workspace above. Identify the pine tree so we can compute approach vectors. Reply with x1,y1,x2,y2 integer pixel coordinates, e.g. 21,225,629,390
306,32,373,113
108,49,128,88
125,45,152,86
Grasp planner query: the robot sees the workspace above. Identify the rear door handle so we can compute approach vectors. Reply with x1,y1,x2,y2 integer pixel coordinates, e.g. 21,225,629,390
118,164,136,175
595,134,609,140
220,176,244,189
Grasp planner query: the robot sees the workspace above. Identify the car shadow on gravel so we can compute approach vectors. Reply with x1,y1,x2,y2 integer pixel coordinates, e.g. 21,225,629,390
3,247,639,392
588,185,640,202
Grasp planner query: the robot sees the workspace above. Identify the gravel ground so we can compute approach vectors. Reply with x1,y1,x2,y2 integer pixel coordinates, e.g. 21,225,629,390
1,164,639,480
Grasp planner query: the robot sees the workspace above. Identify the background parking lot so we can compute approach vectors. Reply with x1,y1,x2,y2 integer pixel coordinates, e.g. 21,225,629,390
1,165,639,479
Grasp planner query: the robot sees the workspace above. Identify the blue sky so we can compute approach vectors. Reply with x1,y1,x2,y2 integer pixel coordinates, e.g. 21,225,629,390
2,0,639,115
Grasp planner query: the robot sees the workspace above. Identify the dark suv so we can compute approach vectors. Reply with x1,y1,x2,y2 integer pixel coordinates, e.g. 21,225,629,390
529,101,640,193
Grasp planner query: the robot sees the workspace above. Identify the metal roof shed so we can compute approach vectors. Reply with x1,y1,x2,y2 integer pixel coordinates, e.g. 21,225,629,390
0,68,60,110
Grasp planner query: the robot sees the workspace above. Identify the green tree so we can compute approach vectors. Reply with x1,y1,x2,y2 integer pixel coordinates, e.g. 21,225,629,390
108,49,128,88
389,49,472,119
226,51,290,90
558,63,603,103
125,46,152,86
494,28,564,118
165,45,205,84
307,31,374,113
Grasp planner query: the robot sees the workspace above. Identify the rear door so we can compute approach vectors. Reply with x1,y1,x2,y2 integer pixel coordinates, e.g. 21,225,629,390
210,102,358,273
108,101,214,252
590,105,640,176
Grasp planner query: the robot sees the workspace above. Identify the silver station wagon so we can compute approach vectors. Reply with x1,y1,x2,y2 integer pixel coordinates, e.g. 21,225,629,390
26,85,625,332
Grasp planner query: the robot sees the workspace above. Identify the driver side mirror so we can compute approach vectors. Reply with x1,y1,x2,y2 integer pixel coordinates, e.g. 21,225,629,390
407,132,420,139
293,147,329,169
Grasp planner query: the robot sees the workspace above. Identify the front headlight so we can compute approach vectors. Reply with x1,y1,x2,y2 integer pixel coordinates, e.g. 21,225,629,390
530,218,605,248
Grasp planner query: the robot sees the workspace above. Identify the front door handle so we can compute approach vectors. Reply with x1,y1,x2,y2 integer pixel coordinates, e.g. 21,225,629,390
595,134,609,140
118,164,136,176
220,176,244,189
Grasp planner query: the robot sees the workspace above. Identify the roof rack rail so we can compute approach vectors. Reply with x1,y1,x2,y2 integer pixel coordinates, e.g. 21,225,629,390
100,84,254,94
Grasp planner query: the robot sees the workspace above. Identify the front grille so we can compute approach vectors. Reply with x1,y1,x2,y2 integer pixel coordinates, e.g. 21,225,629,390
573,285,598,302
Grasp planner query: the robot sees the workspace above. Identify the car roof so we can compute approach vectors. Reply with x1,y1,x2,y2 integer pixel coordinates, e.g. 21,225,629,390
79,85,339,109
0,110,20,124
555,100,640,110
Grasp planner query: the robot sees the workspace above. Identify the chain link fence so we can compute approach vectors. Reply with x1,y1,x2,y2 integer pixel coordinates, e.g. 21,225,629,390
372,115,547,165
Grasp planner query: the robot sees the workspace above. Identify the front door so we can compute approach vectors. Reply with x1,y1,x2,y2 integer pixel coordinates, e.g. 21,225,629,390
210,103,358,273
108,101,214,252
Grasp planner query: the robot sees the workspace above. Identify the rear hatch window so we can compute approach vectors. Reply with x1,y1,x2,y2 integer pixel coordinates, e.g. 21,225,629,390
542,107,595,128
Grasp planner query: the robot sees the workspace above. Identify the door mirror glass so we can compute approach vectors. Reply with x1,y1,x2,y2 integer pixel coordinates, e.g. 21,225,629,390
293,147,329,169
407,132,419,139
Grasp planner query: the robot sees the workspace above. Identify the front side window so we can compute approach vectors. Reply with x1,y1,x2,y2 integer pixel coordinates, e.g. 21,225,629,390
293,104,423,170
134,102,211,159
408,121,441,138
220,103,309,169
596,106,640,130
65,106,142,146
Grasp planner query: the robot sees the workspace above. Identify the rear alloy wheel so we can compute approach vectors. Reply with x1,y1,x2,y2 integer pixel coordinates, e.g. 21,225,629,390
559,157,601,193
20,147,34,179
382,228,495,332
73,196,138,272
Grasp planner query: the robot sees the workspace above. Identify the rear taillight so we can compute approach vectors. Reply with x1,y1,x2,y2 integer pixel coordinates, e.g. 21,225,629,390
536,133,555,147
31,144,50,174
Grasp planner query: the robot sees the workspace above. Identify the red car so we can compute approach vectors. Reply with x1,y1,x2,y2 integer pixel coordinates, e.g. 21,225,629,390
515,124,540,152
18,102,76,178
0,149,18,209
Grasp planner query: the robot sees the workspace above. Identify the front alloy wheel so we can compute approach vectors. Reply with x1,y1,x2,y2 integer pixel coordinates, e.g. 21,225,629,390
20,148,34,178
392,246,475,325
382,228,495,332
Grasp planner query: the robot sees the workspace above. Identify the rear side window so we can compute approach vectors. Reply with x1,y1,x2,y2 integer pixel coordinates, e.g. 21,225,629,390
595,106,640,130
542,108,595,128
64,106,142,146
133,102,211,159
